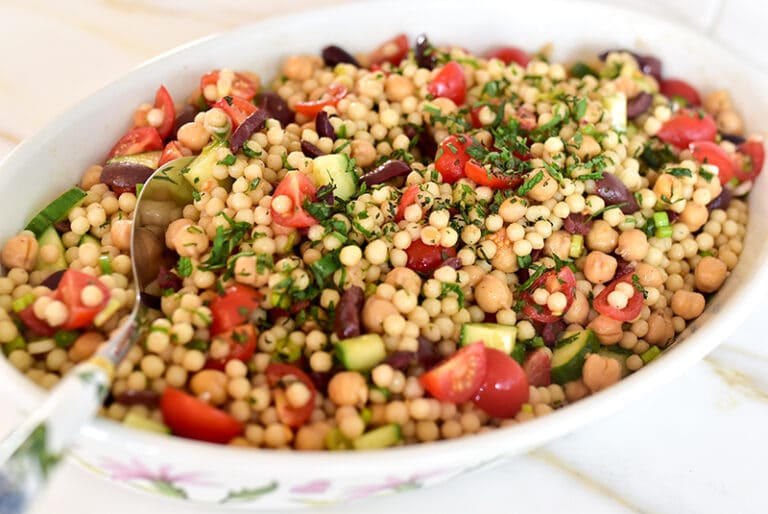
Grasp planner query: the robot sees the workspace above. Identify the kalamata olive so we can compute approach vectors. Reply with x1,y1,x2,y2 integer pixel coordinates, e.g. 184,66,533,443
360,159,411,186
708,188,733,211
416,336,441,370
721,133,746,145
53,220,71,234
563,213,592,235
667,210,680,224
441,257,462,270
230,109,267,153
627,92,653,119
309,371,332,394
541,320,566,346
383,351,415,371
157,266,183,292
257,92,294,127
300,140,325,158
598,49,662,82
321,45,359,67
415,33,436,70
114,389,160,407
403,124,437,160
41,269,66,290
100,162,154,194
594,173,640,214
614,256,635,278
172,104,199,138
315,111,336,141
334,285,364,339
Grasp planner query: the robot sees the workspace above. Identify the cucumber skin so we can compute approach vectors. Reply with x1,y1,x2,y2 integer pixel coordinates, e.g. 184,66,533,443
25,187,87,238
335,334,386,372
352,424,402,450
550,330,598,385
460,323,517,354
34,226,67,272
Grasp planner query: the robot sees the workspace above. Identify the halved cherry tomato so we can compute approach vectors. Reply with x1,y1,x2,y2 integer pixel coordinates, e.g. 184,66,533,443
209,284,262,335
434,134,472,184
160,388,243,444
405,239,457,274
294,83,348,118
396,185,421,222
153,85,176,140
271,170,319,228
368,33,409,67
472,347,529,418
464,160,522,189
659,78,701,107
484,46,531,67
522,348,551,387
18,305,56,337
420,341,488,403
205,324,257,370
593,273,644,322
690,141,735,185
157,141,187,167
106,126,163,160
200,70,258,103
266,363,317,428
53,269,111,330
213,96,257,129
656,110,716,149
734,140,765,182
427,61,466,105
521,267,576,323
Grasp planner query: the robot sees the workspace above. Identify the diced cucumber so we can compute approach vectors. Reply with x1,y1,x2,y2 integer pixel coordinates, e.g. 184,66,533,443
550,329,598,384
11,293,35,313
25,187,87,238
311,153,357,200
34,226,67,272
143,155,197,204
94,297,121,327
459,323,517,354
78,234,101,247
183,141,231,192
3,336,26,356
325,427,353,451
54,330,79,349
640,345,661,364
123,412,171,435
335,334,386,371
107,151,162,170
597,347,632,377
602,93,627,132
352,424,402,450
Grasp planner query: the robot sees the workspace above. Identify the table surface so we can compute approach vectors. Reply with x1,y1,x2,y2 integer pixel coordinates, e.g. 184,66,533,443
1,1,766,513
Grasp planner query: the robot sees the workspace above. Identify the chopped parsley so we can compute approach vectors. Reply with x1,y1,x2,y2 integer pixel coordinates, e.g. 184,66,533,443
175,256,193,278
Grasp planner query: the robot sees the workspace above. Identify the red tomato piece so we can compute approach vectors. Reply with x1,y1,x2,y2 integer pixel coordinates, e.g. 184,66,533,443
200,70,258,103
427,61,467,105
593,273,644,322
153,85,176,140
266,363,317,428
205,324,257,370
734,140,765,182
294,83,348,118
53,269,111,330
659,78,701,107
369,33,409,67
464,160,522,189
212,96,258,129
656,110,716,149
396,185,421,222
435,134,472,184
209,284,262,335
484,46,531,67
106,126,163,160
18,305,56,337
690,141,736,185
522,267,576,323
522,348,551,387
271,170,319,228
160,388,243,444
472,347,529,418
420,342,488,403
157,141,188,167
405,239,457,274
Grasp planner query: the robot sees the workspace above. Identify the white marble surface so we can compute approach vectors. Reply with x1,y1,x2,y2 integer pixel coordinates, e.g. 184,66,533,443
1,0,767,512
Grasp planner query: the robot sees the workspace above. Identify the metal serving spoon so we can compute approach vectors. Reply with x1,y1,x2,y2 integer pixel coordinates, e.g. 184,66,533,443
0,157,195,513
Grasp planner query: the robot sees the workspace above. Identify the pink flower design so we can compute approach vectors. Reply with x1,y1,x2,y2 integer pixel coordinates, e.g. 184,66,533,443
290,479,331,494
100,457,216,487
345,470,445,501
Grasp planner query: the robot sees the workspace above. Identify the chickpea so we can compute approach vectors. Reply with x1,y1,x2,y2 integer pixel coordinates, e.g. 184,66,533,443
586,220,618,253
165,218,191,250
283,55,317,81
474,275,512,313
2,233,39,271
327,371,368,406
110,219,133,251
717,110,743,135
175,225,209,258
190,369,228,405
351,140,376,168
526,170,558,202
703,90,731,116
362,297,399,333
582,354,622,393
463,265,485,287
653,174,683,204
385,267,422,295
385,74,415,102
68,332,105,362
544,230,571,261
177,122,210,152
498,197,527,223
491,246,517,273
645,312,675,346
679,202,708,232
81,165,103,191
616,229,649,261
670,290,706,320
634,262,664,288
574,135,601,160
583,251,617,284
564,379,590,401
295,423,329,451
564,290,590,325
587,315,623,345
695,256,728,293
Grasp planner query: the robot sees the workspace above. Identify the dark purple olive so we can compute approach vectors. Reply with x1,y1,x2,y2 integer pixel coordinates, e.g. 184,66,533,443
563,213,592,236
721,133,746,145
416,336,441,370
334,286,364,339
315,111,336,141
230,109,267,153
541,320,566,346
598,49,662,82
403,124,437,159
360,159,411,186
667,210,680,224
257,92,294,127
321,45,359,67
383,351,416,371
114,390,160,407
594,173,640,214
414,33,436,70
309,371,332,394
708,188,733,211
441,257,462,270
157,267,183,292
300,140,325,158
172,104,199,138
53,220,71,234
627,92,653,119
41,269,66,290
100,162,154,194
614,256,635,278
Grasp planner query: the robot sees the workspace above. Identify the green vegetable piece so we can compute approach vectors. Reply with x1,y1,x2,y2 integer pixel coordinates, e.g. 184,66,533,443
325,427,353,451
35,226,67,272
653,211,670,228
641,346,662,364
311,153,357,201
107,151,162,169
25,188,87,238
352,424,402,450
12,293,36,313
54,330,79,349
568,234,584,258
335,334,386,372
98,254,112,275
123,412,171,434
550,330,598,384
569,62,597,78
3,336,26,356
459,323,517,354
184,141,232,192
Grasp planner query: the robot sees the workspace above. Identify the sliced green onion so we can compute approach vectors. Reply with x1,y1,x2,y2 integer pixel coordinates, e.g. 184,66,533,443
653,211,670,228
12,293,36,313
54,330,79,349
641,346,661,364
98,254,113,275
3,335,26,356
568,234,584,258
655,225,673,239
